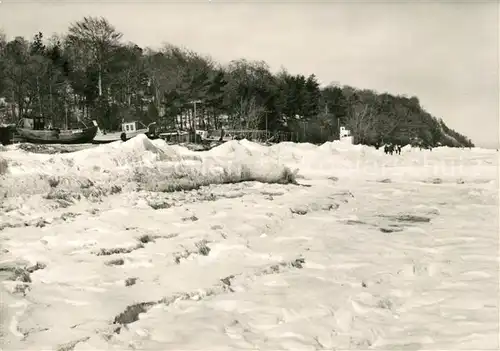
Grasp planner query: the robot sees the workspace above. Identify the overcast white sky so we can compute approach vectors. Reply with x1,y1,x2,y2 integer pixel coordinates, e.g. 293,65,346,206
0,0,498,148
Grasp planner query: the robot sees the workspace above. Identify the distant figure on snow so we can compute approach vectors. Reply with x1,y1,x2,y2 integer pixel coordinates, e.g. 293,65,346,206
384,143,395,155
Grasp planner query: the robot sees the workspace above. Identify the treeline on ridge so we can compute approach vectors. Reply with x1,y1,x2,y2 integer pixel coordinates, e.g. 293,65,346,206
0,16,473,148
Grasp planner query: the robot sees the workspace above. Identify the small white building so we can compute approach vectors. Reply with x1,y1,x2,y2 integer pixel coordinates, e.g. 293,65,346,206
340,126,351,138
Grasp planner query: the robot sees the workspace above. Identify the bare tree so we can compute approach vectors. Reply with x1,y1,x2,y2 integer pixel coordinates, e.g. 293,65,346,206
236,95,265,130
144,47,187,110
2,37,33,120
347,103,376,144
66,16,123,97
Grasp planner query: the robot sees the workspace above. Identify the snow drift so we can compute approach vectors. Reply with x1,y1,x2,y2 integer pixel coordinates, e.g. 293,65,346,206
0,134,496,201
0,135,300,199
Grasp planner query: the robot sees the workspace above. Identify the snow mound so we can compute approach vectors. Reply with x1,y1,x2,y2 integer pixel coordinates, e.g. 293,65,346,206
0,135,297,199
0,135,496,200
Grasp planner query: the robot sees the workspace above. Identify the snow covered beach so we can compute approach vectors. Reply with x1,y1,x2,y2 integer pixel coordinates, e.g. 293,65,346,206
0,135,498,350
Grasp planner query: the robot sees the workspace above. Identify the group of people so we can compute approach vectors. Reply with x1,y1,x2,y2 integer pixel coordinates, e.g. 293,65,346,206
383,143,402,155
373,138,438,154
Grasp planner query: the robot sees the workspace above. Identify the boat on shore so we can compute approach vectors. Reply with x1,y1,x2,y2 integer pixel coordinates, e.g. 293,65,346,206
16,117,97,145
92,120,156,144
197,129,234,143
0,123,16,146
158,130,190,143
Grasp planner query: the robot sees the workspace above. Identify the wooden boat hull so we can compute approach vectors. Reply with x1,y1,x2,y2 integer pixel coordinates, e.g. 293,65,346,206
92,129,148,144
0,124,16,146
16,126,98,145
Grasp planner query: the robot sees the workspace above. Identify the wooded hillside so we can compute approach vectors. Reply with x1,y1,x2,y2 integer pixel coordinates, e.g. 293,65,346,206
0,16,474,147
